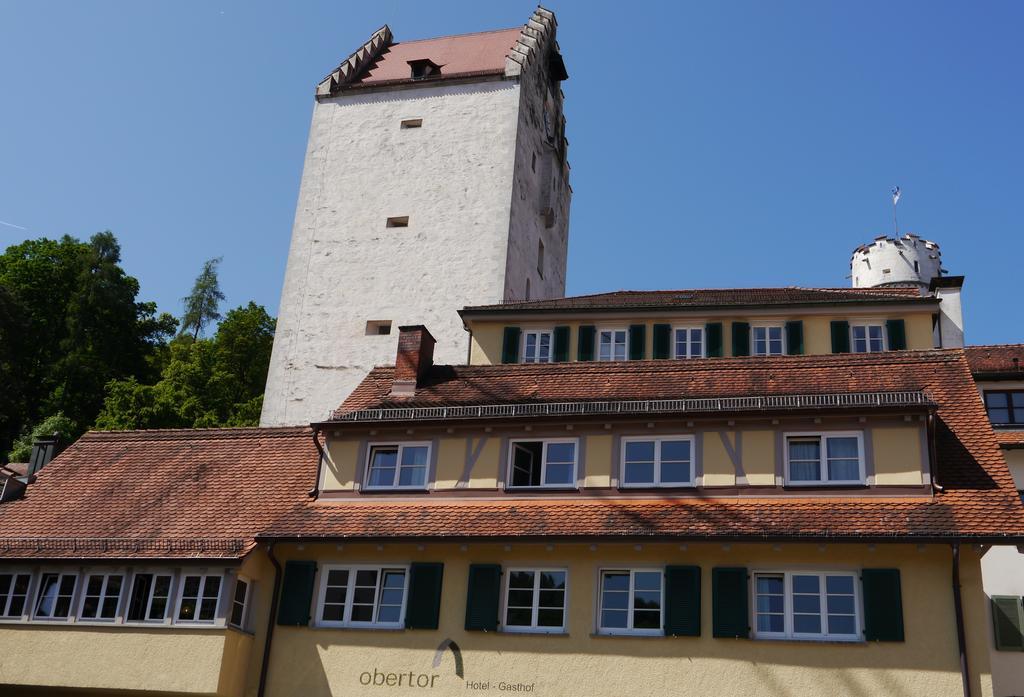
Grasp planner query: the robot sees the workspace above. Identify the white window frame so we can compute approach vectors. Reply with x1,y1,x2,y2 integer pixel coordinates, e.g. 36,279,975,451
506,438,579,489
315,564,409,629
850,322,887,353
751,570,862,642
619,436,696,487
672,326,705,359
501,567,568,634
32,569,79,622
228,575,252,630
0,569,35,621
596,567,664,636
124,569,178,624
77,570,126,622
597,328,629,362
173,573,224,625
784,432,866,486
522,329,554,364
363,442,432,491
751,324,786,356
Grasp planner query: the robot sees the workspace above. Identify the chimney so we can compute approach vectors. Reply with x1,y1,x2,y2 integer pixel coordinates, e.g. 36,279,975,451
929,276,965,348
390,325,436,397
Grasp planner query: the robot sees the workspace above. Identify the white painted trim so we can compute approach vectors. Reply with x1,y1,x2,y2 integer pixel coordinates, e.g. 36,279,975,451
173,572,224,625
31,568,79,622
76,570,126,622
596,567,664,636
228,575,252,630
849,320,888,354
619,436,696,488
315,564,410,629
671,326,705,359
363,442,432,491
751,323,786,356
0,568,34,621
500,567,568,634
506,437,580,489
783,431,866,486
751,569,862,642
521,328,554,364
596,327,629,362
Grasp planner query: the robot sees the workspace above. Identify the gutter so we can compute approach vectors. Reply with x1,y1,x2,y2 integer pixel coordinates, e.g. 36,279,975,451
951,543,971,697
308,426,326,498
256,543,283,697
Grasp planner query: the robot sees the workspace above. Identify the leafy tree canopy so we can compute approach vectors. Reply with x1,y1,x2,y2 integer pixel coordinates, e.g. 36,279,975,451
7,412,77,463
96,302,276,431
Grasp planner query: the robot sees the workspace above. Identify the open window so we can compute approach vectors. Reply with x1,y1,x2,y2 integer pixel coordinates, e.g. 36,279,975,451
508,439,577,488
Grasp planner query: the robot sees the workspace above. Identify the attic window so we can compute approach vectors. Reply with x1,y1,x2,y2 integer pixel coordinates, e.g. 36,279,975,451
386,216,409,228
408,59,441,79
400,119,423,129
365,321,392,336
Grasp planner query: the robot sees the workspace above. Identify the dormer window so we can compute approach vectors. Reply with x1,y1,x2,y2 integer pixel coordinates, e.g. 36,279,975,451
408,59,442,79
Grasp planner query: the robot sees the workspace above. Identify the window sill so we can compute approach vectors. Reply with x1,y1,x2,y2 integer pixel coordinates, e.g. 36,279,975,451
0,618,228,630
618,485,696,492
753,636,864,645
504,487,579,493
501,629,570,637
359,488,430,495
313,624,406,632
782,484,868,490
591,631,665,639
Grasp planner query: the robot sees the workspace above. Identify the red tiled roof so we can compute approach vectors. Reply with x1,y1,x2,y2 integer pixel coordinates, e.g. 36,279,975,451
2,463,28,477
0,427,316,560
997,430,1024,448
966,344,1024,377
460,286,933,315
337,350,958,414
350,28,521,87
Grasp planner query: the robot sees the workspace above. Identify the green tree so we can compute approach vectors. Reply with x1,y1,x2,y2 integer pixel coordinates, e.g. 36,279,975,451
179,257,225,340
0,233,176,458
7,412,77,463
96,303,276,430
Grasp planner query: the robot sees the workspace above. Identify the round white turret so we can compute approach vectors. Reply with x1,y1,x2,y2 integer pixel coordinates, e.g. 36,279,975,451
850,233,945,290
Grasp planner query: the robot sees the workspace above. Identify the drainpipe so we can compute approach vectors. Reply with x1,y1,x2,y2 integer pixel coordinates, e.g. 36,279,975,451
309,426,326,497
257,542,283,697
951,543,971,697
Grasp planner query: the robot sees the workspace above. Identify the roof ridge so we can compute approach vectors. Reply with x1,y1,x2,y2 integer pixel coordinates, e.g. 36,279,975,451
81,426,311,441
966,343,1024,350
391,25,523,46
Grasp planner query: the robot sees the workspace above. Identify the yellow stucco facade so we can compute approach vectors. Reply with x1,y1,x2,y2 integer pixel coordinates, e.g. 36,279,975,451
258,542,993,697
466,310,936,365
319,417,928,492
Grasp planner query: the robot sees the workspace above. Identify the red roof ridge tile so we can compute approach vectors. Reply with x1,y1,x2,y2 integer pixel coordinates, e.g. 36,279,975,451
80,425,311,442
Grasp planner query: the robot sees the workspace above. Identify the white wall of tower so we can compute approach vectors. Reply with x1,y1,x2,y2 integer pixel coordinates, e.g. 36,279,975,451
262,81,528,426
850,234,943,289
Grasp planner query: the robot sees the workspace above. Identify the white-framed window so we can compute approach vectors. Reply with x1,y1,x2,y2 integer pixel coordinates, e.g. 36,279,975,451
364,442,431,490
126,571,176,623
851,324,886,353
78,572,125,621
598,329,628,361
175,574,222,623
502,568,567,633
620,436,695,487
785,432,865,485
229,576,251,629
522,329,553,364
0,571,33,619
753,571,861,642
507,439,578,488
33,571,78,620
752,325,785,356
673,327,704,359
317,565,408,628
598,568,663,635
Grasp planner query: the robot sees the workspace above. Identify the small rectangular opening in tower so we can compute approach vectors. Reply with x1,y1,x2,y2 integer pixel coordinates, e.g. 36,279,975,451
365,320,392,336
386,216,409,228
400,119,423,129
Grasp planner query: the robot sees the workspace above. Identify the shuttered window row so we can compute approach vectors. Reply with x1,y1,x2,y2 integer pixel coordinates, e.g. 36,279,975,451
277,562,905,642
501,320,909,363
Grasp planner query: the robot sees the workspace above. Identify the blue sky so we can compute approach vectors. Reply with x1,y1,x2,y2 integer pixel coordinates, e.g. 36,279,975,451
1,1,1021,343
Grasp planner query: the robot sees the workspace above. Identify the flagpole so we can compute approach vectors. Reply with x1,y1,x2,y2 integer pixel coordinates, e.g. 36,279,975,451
893,199,898,236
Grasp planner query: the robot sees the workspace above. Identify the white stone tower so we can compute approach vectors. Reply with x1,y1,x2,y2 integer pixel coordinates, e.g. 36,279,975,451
850,234,944,291
850,233,965,348
261,8,571,426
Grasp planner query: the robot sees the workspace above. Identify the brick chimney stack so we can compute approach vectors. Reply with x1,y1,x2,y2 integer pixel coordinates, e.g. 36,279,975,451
390,325,436,397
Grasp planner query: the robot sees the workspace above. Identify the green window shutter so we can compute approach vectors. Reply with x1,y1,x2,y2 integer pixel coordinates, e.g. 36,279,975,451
653,324,672,360
465,564,501,631
886,319,907,350
664,565,701,637
731,322,750,357
628,324,646,360
992,596,1024,651
501,327,521,364
277,561,317,626
862,568,905,642
712,567,749,638
405,562,444,630
785,320,804,355
705,323,724,358
830,320,851,353
552,326,570,363
577,325,596,362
